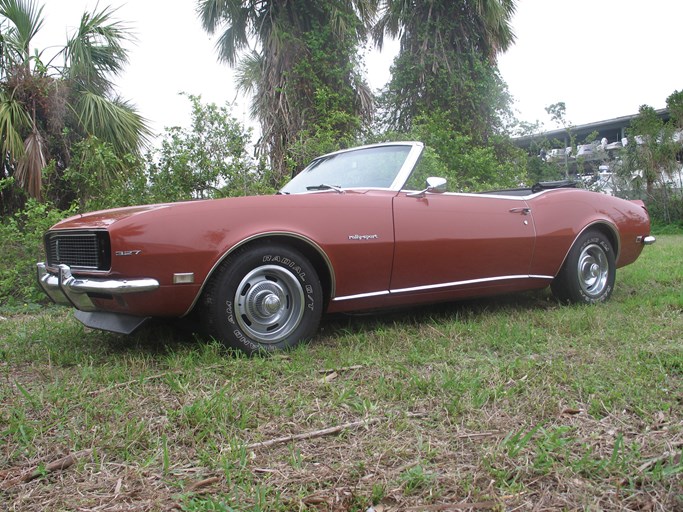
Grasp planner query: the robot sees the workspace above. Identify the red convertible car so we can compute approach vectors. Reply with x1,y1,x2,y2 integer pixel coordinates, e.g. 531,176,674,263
38,142,655,353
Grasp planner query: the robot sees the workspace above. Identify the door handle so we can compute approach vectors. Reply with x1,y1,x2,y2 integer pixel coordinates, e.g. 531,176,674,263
509,207,531,215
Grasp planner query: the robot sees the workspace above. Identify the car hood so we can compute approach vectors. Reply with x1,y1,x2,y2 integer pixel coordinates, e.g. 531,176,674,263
51,203,173,230
49,189,388,234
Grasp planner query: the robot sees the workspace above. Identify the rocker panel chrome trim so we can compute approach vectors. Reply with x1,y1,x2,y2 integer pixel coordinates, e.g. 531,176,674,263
390,274,553,295
331,290,390,302
332,274,553,302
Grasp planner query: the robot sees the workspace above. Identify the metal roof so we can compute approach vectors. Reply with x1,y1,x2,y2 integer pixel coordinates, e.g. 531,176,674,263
514,108,670,149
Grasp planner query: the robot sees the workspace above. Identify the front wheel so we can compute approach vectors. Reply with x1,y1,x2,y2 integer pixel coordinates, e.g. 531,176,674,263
551,229,616,304
201,243,323,354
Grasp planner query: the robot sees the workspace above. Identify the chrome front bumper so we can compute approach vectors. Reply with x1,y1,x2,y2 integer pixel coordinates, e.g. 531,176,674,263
37,263,160,312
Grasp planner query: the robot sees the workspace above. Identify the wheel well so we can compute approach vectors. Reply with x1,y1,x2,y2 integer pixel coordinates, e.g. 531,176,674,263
219,235,334,309
551,221,621,280
586,222,620,260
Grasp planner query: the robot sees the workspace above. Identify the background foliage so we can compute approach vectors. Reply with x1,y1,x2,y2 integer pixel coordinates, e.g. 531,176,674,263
619,91,683,227
0,198,76,304
1,0,682,307
199,0,375,181
0,0,150,213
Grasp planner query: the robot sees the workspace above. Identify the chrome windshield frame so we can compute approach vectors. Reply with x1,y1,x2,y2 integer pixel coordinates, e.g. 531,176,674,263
279,141,424,194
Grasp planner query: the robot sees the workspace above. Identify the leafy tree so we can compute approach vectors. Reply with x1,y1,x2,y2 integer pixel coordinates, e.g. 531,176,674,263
624,94,683,196
410,110,524,190
61,136,144,211
63,95,270,211
373,0,516,141
197,0,376,180
146,94,270,202
621,91,683,225
542,101,576,179
667,90,683,130
0,0,149,212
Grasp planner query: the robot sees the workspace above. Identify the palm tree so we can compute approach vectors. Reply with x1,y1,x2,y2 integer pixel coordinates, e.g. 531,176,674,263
197,0,377,180
373,0,516,138
0,0,46,198
0,0,149,202
64,8,149,158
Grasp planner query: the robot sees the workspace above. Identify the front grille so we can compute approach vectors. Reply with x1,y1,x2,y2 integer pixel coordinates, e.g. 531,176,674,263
45,231,111,271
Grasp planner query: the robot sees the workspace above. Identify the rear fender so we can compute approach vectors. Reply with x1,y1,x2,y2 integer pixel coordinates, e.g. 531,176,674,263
553,221,620,277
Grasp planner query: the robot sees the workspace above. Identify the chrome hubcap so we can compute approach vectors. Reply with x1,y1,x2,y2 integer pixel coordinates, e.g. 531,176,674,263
261,293,281,315
235,265,304,344
577,243,609,297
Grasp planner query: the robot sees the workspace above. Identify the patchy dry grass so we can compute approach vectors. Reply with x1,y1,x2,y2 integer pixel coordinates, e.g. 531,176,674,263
1,236,681,511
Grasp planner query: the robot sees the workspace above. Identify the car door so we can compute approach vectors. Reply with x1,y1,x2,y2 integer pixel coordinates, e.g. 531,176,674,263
390,192,536,294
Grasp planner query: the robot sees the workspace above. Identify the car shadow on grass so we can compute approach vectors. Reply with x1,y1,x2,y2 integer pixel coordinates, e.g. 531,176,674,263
92,317,208,356
318,289,558,337
100,289,558,357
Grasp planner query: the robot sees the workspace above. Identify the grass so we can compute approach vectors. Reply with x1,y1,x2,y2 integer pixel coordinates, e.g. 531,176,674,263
1,236,681,511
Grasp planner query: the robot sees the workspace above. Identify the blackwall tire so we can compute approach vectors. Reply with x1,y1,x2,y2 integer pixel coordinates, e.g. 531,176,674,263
551,229,616,304
201,243,322,354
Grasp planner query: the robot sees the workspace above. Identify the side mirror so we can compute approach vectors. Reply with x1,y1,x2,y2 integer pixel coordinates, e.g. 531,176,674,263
407,177,448,198
426,177,447,193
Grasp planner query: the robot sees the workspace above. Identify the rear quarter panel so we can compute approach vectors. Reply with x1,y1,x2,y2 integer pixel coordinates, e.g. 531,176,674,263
529,189,650,277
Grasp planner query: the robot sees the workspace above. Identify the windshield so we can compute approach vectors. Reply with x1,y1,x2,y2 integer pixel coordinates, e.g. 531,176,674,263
280,145,414,194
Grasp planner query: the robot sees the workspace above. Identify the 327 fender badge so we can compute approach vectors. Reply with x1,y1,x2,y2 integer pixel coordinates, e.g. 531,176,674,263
115,250,142,256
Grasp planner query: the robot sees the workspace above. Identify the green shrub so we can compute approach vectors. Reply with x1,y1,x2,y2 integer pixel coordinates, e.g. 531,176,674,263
374,110,526,192
0,200,76,305
646,187,683,228
146,94,271,202
62,137,150,212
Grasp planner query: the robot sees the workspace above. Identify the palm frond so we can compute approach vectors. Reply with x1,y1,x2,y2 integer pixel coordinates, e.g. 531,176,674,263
197,0,230,34
72,90,150,155
0,0,44,54
64,5,131,93
14,125,45,198
352,0,380,30
372,0,408,47
354,78,375,122
235,50,262,96
0,0,44,73
212,4,252,65
475,0,516,57
0,88,30,160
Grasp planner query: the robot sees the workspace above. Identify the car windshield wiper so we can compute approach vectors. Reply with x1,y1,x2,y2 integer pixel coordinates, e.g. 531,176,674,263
306,184,344,193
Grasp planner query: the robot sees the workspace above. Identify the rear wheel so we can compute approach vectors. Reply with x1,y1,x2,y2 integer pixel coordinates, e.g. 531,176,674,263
201,243,322,354
551,230,616,304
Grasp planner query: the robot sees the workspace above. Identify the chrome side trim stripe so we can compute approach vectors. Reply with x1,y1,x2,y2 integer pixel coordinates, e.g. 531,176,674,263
390,274,552,294
332,274,554,302
332,290,391,302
